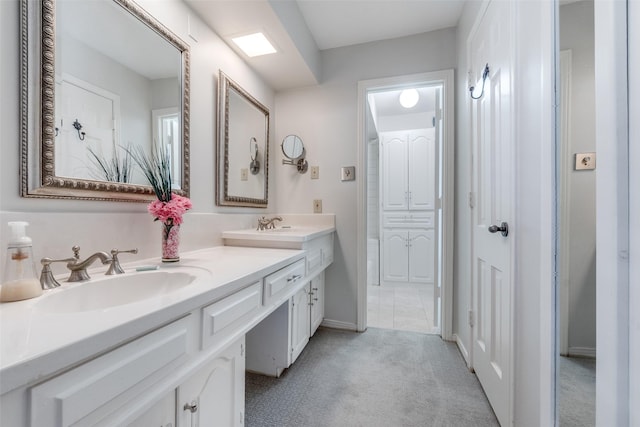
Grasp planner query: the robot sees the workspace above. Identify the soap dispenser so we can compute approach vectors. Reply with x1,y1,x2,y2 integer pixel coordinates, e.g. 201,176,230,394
1,221,42,302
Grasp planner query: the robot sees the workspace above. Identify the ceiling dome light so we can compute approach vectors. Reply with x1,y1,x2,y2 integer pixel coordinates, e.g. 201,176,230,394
399,89,419,108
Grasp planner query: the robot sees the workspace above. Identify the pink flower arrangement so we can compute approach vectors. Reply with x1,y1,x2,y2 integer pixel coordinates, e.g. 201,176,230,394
147,193,192,226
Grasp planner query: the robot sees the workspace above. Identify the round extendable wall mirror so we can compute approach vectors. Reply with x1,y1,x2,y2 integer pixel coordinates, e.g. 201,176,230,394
281,135,308,173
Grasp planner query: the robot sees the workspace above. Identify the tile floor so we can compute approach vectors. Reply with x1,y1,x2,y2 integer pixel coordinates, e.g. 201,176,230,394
367,283,439,334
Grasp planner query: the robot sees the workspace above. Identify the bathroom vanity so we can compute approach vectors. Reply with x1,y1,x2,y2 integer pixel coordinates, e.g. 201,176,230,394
0,220,334,426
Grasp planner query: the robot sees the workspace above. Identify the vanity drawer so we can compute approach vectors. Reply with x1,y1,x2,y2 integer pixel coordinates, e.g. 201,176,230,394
30,316,191,427
263,258,306,305
201,281,262,350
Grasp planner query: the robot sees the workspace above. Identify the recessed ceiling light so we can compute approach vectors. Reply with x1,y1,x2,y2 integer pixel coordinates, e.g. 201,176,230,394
232,33,277,57
399,89,419,108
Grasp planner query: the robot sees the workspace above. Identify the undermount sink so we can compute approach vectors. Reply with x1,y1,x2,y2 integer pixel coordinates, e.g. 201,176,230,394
37,270,200,313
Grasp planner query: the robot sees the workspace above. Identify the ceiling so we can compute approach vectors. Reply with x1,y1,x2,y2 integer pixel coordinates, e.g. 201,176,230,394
185,0,465,91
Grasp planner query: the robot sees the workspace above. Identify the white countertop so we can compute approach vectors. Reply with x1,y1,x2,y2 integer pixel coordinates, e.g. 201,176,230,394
222,214,335,249
0,246,304,395
222,225,335,244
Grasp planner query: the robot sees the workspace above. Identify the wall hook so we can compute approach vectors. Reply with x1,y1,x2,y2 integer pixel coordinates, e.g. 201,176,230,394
72,119,86,141
469,63,490,100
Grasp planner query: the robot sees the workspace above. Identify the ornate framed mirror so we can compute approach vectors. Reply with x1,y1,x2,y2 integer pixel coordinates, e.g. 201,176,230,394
20,0,190,201
216,70,269,207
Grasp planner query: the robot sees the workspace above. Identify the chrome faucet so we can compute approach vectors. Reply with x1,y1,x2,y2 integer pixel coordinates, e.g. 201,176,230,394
257,216,283,231
66,246,112,282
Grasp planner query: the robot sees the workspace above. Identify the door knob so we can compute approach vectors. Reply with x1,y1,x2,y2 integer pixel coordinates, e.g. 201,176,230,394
488,222,509,237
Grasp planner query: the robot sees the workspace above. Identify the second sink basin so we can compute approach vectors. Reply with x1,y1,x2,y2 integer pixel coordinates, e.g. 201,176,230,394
37,269,201,313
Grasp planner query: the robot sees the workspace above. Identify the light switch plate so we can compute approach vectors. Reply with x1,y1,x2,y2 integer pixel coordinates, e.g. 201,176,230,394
310,166,319,179
240,168,248,181
341,166,355,181
575,152,596,170
313,199,322,213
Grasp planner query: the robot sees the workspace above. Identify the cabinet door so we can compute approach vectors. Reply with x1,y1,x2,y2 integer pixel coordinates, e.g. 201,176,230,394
382,230,409,282
177,337,245,427
408,230,435,283
408,129,436,210
290,285,310,364
309,272,325,336
381,133,408,210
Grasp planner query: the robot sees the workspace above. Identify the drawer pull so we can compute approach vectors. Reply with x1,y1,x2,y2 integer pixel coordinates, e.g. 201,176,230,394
184,400,198,413
287,274,302,283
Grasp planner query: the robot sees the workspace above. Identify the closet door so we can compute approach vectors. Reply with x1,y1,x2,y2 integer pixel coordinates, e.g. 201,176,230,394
381,133,408,210
382,230,409,282
408,230,435,283
408,129,436,210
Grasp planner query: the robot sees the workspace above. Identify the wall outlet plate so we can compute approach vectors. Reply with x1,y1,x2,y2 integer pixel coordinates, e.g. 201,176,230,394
313,199,322,213
341,166,355,181
575,152,596,170
310,166,319,179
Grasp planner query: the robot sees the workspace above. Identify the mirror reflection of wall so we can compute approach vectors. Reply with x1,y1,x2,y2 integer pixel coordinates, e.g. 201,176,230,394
557,0,596,425
55,0,181,185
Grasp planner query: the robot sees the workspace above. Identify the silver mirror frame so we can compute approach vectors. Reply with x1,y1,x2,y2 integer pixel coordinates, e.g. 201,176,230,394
20,0,190,202
216,70,269,208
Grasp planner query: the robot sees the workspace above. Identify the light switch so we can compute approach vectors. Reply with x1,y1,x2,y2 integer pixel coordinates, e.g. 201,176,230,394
240,168,248,181
575,152,596,170
313,199,322,213
310,166,319,179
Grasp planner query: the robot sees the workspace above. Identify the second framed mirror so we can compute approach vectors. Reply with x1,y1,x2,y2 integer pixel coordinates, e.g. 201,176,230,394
216,71,269,207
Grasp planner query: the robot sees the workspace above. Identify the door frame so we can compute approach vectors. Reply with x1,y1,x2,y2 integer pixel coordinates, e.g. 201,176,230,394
356,70,455,338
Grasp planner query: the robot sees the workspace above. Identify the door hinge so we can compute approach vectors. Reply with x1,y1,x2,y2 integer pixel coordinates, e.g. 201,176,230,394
468,192,475,209
468,309,474,327
240,343,244,356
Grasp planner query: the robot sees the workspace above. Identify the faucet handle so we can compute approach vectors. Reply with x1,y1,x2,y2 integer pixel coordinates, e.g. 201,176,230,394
40,257,75,289
106,248,138,275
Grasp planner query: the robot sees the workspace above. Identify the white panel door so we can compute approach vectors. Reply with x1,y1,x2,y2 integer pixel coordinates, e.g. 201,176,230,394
56,78,118,181
408,230,434,283
290,286,310,364
382,133,408,210
382,230,409,282
177,337,245,427
470,1,513,426
408,129,436,210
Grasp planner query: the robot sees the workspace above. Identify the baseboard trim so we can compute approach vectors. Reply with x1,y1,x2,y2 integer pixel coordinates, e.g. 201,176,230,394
568,346,596,358
321,319,358,331
454,333,472,368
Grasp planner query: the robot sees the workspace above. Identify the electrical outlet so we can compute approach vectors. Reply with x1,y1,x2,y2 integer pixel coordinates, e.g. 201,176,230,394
313,199,322,213
310,166,319,179
575,152,596,170
240,168,248,181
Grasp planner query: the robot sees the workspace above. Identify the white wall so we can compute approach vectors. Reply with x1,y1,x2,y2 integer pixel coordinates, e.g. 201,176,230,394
560,0,596,355
273,29,456,329
0,0,276,267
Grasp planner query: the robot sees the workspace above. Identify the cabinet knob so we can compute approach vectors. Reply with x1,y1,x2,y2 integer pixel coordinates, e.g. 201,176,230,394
184,401,198,413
